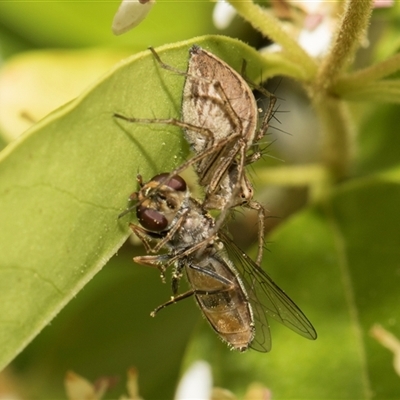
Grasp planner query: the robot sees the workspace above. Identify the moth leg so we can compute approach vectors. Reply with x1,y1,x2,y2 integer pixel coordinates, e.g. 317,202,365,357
114,112,242,189
148,46,187,76
211,141,248,235
253,91,277,144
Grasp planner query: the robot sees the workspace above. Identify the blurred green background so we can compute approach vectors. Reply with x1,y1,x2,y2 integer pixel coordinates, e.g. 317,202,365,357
1,2,400,399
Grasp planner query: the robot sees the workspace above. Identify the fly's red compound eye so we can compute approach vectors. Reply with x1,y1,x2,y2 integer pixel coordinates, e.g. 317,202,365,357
137,205,168,231
152,173,187,192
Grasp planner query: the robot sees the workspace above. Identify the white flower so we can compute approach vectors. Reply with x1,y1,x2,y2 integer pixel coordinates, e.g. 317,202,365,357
112,0,155,35
370,324,400,377
298,17,334,57
212,0,237,30
174,360,212,400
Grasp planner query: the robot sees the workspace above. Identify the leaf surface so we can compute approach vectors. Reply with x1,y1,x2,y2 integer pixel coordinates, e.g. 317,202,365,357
0,35,278,370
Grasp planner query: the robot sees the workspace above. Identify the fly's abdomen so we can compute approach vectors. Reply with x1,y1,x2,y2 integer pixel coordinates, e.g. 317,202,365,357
197,291,254,352
186,253,255,352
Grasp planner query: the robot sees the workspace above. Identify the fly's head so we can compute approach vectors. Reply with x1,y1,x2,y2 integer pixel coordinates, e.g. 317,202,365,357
135,173,188,233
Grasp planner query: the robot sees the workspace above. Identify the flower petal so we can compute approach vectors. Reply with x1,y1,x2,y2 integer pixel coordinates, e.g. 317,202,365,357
112,0,155,35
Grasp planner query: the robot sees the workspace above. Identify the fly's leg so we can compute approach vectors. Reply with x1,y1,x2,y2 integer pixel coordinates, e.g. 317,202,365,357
134,245,189,305
134,251,186,294
246,200,266,267
133,253,172,283
151,264,235,317
171,260,186,296
150,290,195,317
118,174,145,219
128,221,175,280
130,223,157,254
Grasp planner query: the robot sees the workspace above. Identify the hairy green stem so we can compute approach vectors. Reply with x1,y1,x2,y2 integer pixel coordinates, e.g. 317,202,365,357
312,95,355,180
337,80,400,103
256,164,333,203
335,53,400,93
228,0,316,79
310,0,373,180
257,164,329,186
316,0,374,90
230,0,374,182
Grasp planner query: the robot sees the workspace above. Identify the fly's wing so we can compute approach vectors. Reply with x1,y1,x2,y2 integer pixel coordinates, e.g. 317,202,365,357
220,232,317,352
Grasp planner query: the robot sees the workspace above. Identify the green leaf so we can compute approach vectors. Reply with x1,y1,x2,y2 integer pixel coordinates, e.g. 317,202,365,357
0,49,131,142
0,24,31,60
182,169,400,399
10,248,200,398
357,103,400,175
0,35,277,371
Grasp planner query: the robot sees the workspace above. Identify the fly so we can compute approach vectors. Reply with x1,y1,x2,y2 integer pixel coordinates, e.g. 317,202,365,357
127,173,317,352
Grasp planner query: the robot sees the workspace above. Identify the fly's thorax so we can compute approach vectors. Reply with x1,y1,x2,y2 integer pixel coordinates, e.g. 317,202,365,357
136,173,188,233
168,197,215,249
